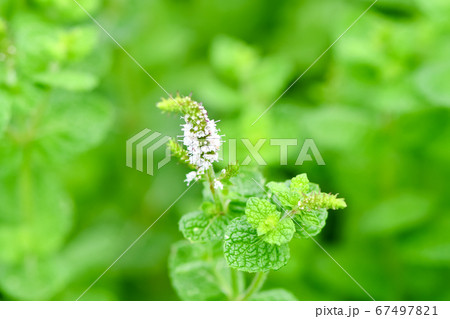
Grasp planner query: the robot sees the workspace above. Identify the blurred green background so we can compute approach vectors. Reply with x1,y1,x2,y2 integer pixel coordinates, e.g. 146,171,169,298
1,0,450,300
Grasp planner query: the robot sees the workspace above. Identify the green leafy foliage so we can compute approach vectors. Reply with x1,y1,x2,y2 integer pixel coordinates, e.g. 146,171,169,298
169,241,229,301
265,174,345,239
0,1,113,301
33,70,98,91
267,181,299,207
1,0,448,302
360,194,430,236
293,208,328,238
244,198,295,245
223,217,290,272
263,218,296,246
227,168,265,214
179,211,231,243
290,173,310,194
250,289,297,301
35,92,113,160
0,92,11,135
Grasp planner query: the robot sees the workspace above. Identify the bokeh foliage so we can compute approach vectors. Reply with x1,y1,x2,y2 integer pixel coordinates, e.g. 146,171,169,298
0,0,449,300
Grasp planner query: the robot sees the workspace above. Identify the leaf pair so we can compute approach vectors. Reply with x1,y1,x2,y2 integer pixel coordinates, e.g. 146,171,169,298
267,173,346,239
266,173,310,208
245,198,295,245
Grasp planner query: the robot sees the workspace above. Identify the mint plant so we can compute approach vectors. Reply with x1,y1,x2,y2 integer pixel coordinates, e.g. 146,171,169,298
157,95,347,301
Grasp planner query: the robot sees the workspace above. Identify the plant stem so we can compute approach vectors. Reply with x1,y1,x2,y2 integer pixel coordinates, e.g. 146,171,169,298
207,166,224,213
237,272,268,301
229,268,244,300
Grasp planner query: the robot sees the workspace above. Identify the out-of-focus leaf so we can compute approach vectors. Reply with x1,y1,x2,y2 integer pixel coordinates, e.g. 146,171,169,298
0,169,72,263
169,241,229,301
250,288,297,301
227,168,265,213
0,91,11,135
33,70,98,91
32,0,101,22
360,194,430,236
12,13,60,74
247,55,293,102
35,92,114,160
210,35,258,83
179,211,231,243
414,62,450,107
302,105,372,151
0,258,67,300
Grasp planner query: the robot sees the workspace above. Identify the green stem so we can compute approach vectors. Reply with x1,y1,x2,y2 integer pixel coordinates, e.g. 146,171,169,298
237,272,268,301
229,268,244,300
207,166,224,213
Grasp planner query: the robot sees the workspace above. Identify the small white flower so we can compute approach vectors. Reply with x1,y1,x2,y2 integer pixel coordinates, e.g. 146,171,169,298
213,179,223,190
185,171,198,185
180,99,224,185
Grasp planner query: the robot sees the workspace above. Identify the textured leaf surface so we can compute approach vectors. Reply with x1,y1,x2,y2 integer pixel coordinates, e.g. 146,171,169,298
263,218,295,245
250,288,297,301
224,217,290,272
179,211,230,243
169,241,229,301
245,198,279,231
290,173,310,193
267,181,298,207
293,208,328,238
227,168,265,213
245,198,295,245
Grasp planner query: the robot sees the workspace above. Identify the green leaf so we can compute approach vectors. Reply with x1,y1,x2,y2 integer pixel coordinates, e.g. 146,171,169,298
224,217,290,272
229,168,265,198
263,218,295,245
291,174,311,194
33,70,99,91
414,61,450,107
360,194,430,236
267,181,298,207
0,169,72,263
0,92,11,136
169,241,229,301
245,198,295,245
293,208,328,238
245,197,279,232
210,35,258,83
267,181,289,194
179,211,231,243
35,92,114,160
250,288,297,301
0,258,67,300
32,0,101,23
227,168,265,213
